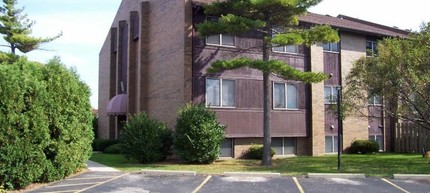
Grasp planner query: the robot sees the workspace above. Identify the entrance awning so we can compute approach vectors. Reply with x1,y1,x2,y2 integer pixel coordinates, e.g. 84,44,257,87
106,94,127,115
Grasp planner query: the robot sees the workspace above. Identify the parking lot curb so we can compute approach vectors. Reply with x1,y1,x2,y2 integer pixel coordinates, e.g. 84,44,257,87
141,169,196,176
307,173,366,178
223,172,281,177
393,174,430,180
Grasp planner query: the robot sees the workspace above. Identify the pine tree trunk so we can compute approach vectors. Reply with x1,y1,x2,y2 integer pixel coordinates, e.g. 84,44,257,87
261,71,272,166
261,14,272,166
11,44,15,55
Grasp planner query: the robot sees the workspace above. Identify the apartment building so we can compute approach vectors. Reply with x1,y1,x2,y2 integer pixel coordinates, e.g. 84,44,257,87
98,0,409,157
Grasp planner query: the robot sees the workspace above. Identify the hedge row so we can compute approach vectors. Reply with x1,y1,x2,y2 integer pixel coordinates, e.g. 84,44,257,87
0,58,93,190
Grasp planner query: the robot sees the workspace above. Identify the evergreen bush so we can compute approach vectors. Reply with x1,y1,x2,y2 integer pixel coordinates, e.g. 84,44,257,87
349,140,379,154
173,104,225,164
120,113,173,163
0,58,93,190
242,144,275,159
104,143,123,154
92,139,119,152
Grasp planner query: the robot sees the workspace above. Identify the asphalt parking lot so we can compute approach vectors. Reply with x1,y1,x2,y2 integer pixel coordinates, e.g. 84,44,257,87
27,171,430,193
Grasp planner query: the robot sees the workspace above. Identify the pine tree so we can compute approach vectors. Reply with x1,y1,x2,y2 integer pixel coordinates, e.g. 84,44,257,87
0,0,61,55
197,0,339,166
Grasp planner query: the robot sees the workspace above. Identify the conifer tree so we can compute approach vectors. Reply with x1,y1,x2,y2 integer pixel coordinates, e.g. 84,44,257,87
197,0,339,166
0,0,61,55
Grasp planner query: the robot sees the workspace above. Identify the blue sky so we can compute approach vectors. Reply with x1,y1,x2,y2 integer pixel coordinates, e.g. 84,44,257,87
9,0,429,109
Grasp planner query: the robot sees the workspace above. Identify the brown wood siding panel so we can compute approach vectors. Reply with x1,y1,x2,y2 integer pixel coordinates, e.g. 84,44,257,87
324,105,338,135
323,52,340,85
215,109,307,137
193,76,206,104
368,106,383,135
236,79,263,109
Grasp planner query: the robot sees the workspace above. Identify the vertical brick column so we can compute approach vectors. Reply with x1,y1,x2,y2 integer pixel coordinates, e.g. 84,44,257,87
183,0,193,103
310,43,325,156
128,11,139,115
138,2,150,113
340,33,368,149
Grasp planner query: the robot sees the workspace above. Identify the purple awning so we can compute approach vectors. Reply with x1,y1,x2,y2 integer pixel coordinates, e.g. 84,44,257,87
106,94,127,115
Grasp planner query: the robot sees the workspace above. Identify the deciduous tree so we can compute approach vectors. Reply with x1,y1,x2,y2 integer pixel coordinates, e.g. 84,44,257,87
197,0,339,166
345,23,430,131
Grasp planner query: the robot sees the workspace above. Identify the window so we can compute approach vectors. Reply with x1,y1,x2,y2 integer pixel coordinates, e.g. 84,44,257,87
325,135,339,153
273,44,299,53
220,139,233,157
368,95,382,105
271,138,296,155
111,28,118,53
323,42,339,52
130,12,139,40
206,78,235,107
206,16,235,47
272,27,299,54
366,40,378,56
369,135,384,151
273,83,298,109
324,86,339,104
206,34,235,47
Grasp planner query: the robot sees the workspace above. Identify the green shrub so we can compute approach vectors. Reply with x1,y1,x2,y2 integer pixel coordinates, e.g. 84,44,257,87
0,58,93,190
349,140,379,154
120,113,173,163
39,58,94,182
104,143,123,154
173,104,225,164
92,116,98,138
242,144,275,159
92,139,119,152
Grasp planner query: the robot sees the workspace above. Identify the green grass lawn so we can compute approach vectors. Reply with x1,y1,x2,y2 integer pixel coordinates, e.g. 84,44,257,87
90,153,430,177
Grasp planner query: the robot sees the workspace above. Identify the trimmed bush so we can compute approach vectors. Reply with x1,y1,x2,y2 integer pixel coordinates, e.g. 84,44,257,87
92,139,119,152
349,140,379,154
92,115,98,138
120,113,173,163
242,144,275,159
104,143,122,154
173,104,225,164
0,58,93,190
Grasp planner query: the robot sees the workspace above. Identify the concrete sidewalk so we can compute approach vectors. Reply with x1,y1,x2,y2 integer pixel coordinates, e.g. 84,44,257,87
86,160,119,172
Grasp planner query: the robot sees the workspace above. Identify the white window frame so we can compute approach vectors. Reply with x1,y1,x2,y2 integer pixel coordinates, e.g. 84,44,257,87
272,137,297,155
325,135,339,154
368,95,382,106
366,40,378,56
271,27,299,54
324,85,339,104
205,78,236,108
206,34,236,47
273,82,298,110
369,135,384,151
205,16,236,47
323,42,339,52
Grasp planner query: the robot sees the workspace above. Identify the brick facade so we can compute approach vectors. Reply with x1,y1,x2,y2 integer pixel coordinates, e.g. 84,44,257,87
340,33,369,148
99,0,409,156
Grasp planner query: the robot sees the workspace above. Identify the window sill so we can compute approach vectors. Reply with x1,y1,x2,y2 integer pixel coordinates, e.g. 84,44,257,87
207,106,236,109
323,50,340,54
206,43,236,48
272,50,301,55
273,108,299,111
324,103,338,105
